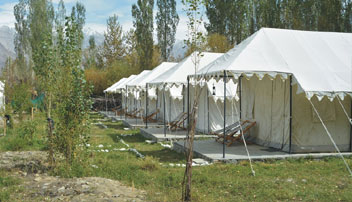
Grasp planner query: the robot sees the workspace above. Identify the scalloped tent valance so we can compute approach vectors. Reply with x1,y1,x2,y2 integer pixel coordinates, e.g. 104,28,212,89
195,28,352,101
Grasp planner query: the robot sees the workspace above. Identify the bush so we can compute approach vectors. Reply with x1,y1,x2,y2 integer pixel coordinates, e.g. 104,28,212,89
0,119,45,151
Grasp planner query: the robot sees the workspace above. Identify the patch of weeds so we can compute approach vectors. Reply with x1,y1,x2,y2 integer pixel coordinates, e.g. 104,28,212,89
0,174,21,201
139,156,161,171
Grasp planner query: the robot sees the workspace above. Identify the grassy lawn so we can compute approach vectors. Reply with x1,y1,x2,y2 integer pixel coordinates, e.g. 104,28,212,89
0,171,22,201
76,113,352,201
1,112,352,201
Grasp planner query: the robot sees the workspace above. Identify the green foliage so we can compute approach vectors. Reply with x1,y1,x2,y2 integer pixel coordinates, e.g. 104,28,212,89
0,118,46,152
205,0,352,46
53,4,92,164
156,0,179,61
132,0,155,70
0,174,20,201
10,82,32,119
103,15,125,66
206,33,232,53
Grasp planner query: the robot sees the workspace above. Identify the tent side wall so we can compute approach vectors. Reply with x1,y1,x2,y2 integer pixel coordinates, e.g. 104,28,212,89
241,74,351,153
242,75,290,150
291,87,351,153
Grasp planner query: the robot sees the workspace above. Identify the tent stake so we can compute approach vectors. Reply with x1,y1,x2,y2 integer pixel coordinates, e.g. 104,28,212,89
289,75,293,154
146,84,149,129
223,70,227,159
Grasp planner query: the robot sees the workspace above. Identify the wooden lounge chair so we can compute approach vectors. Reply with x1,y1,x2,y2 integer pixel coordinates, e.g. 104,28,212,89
143,109,160,123
112,106,124,116
126,109,142,118
168,112,188,131
213,120,256,146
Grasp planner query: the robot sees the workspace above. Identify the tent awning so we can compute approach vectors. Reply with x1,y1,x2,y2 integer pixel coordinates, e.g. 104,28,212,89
195,28,352,100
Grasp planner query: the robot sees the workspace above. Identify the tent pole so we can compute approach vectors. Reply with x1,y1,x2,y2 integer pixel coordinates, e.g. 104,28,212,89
289,75,293,154
156,90,158,120
146,84,149,129
105,93,108,114
169,94,171,126
350,98,352,152
163,87,166,137
239,76,242,120
187,76,190,138
207,87,210,134
125,86,128,120
135,92,137,125
223,70,227,159
183,84,185,129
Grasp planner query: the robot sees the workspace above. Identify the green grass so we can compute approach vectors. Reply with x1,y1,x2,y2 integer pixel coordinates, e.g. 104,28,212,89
2,112,352,201
0,171,21,201
55,112,352,202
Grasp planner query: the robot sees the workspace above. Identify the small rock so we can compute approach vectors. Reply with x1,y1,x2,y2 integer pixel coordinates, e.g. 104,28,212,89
302,179,307,183
287,178,294,183
58,186,65,193
91,165,99,169
98,144,104,148
34,177,41,182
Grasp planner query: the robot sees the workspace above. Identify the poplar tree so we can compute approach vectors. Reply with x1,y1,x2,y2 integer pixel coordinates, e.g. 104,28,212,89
156,0,179,61
103,15,125,66
132,0,154,70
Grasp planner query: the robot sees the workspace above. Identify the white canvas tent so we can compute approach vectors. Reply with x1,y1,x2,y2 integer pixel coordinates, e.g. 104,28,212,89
104,78,127,93
126,62,177,119
196,28,352,153
114,75,137,111
192,78,239,133
0,81,4,111
148,52,224,132
124,70,151,114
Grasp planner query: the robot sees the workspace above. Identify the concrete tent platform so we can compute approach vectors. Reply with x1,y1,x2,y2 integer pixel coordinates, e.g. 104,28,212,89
99,111,127,121
122,119,164,129
173,139,352,162
140,128,216,142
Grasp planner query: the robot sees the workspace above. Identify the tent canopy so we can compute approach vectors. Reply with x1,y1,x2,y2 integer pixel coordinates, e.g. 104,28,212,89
125,70,151,92
127,62,177,90
114,74,137,93
148,52,224,88
104,78,127,93
196,28,352,100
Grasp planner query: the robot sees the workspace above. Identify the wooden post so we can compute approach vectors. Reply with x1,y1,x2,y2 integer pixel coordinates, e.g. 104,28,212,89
3,117,6,136
31,107,34,120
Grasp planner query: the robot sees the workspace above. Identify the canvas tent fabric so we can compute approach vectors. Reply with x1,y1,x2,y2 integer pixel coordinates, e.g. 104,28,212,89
104,78,127,93
127,62,177,92
115,75,137,93
192,78,240,133
148,52,224,90
193,28,352,153
124,71,151,114
147,52,223,125
197,28,352,100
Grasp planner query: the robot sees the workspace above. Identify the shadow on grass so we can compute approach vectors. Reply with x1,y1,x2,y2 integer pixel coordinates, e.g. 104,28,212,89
139,149,185,163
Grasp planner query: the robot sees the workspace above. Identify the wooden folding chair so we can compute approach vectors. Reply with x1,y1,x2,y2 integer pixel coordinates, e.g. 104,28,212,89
168,112,188,131
143,109,160,123
214,120,256,146
126,109,142,118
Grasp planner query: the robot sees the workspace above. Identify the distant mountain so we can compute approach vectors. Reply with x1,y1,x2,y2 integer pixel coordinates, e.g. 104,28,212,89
169,40,188,61
83,27,104,49
0,26,15,69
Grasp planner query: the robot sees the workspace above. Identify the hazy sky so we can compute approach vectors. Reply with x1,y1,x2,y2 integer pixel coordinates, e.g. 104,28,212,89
0,0,207,41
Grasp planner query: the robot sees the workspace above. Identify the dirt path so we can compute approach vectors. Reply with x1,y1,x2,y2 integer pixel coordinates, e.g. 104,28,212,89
0,151,147,202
